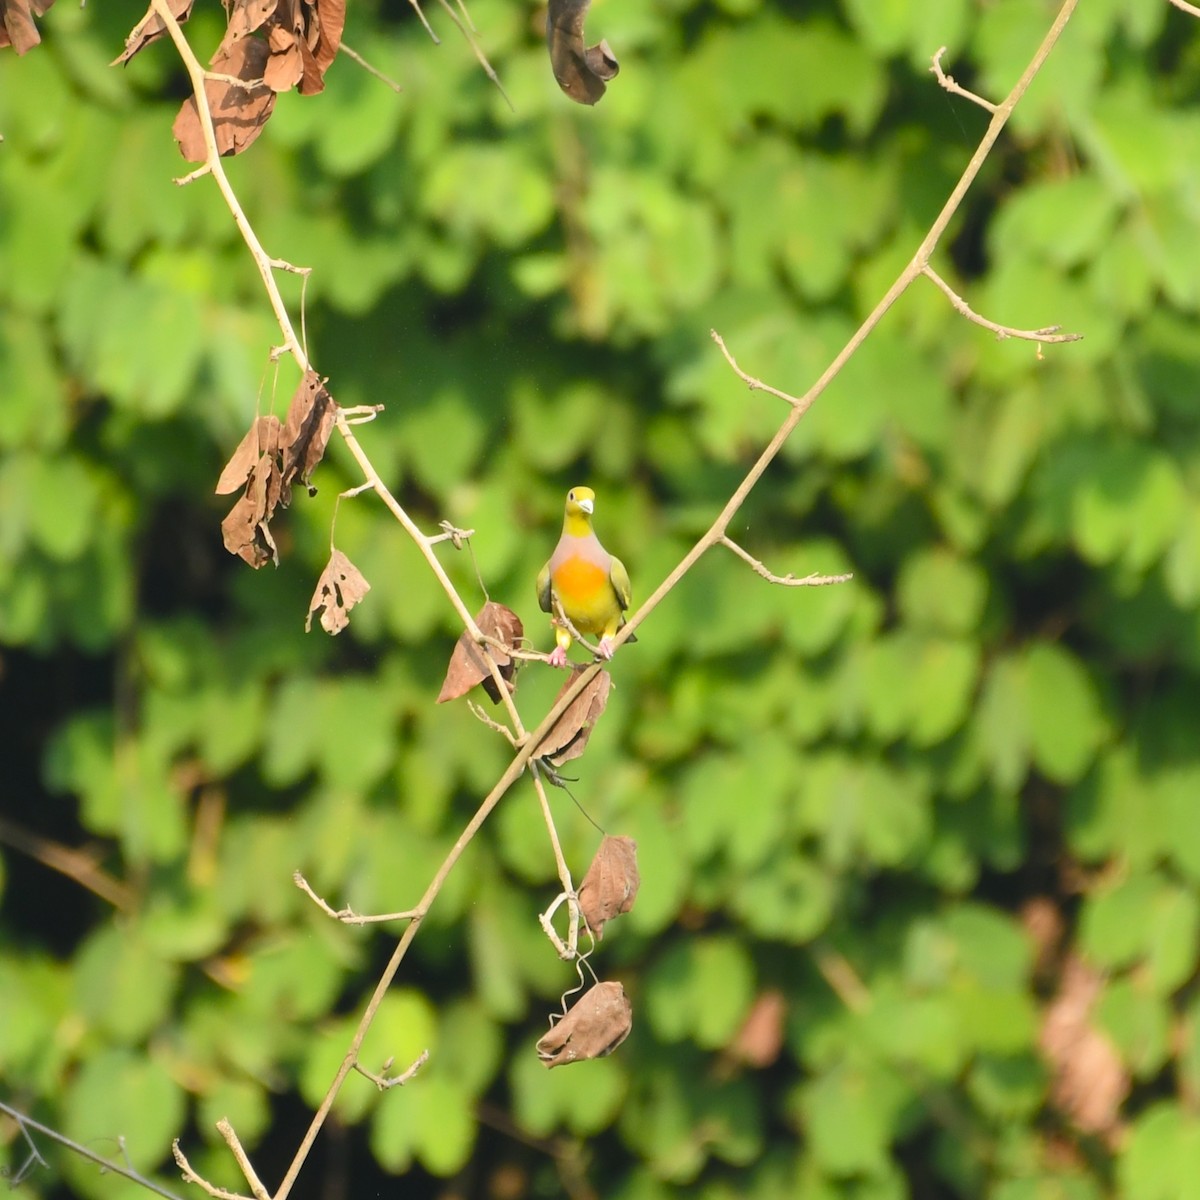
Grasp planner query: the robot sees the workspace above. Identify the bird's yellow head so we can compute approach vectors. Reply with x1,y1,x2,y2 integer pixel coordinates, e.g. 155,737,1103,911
563,486,596,534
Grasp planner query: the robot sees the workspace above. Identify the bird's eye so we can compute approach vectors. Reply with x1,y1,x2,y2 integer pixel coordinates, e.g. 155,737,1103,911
568,490,575,501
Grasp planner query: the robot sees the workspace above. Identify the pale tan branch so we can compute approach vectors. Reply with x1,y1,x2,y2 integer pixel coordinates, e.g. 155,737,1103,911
930,45,997,112
215,1121,269,1200
338,41,404,91
923,265,1083,343
467,699,519,745
1168,0,1200,17
720,537,854,588
293,871,421,925
353,1050,429,1090
173,1142,251,1200
710,331,801,407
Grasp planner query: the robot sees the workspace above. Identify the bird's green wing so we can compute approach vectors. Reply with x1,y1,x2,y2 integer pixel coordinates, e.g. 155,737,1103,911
536,561,554,613
609,555,632,612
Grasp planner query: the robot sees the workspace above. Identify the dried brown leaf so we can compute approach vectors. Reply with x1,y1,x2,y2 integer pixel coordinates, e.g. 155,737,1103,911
1039,955,1128,1138
727,989,786,1069
111,0,193,66
437,602,524,704
281,370,337,492
215,415,282,494
221,454,281,568
0,0,54,53
534,667,610,764
173,36,276,162
225,0,277,41
306,549,370,634
310,0,344,72
537,981,631,1067
546,0,617,105
264,36,303,91
577,835,638,939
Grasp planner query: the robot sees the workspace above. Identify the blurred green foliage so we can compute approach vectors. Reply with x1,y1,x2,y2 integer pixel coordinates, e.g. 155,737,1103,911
3,0,1200,1197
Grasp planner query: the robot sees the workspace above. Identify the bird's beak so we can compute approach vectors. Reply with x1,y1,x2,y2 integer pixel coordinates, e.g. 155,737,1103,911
579,498,594,515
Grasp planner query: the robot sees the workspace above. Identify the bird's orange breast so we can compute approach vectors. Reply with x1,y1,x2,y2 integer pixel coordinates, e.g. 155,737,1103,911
551,555,614,633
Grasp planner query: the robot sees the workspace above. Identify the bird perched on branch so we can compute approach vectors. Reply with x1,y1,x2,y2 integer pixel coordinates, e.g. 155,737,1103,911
537,486,633,667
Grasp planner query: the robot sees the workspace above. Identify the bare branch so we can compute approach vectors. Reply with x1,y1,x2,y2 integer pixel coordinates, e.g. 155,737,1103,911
709,330,801,407
173,1141,250,1200
923,265,1083,344
338,41,404,91
720,537,854,588
1168,0,1200,16
216,1121,270,1200
467,699,520,745
293,871,421,925
353,1050,429,1090
0,816,136,910
930,45,997,112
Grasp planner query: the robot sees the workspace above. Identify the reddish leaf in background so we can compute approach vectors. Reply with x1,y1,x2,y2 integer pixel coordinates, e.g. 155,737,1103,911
535,667,611,765
173,36,276,161
307,549,371,634
726,989,786,1069
0,0,54,54
537,981,632,1067
577,835,639,939
111,0,193,66
437,602,524,704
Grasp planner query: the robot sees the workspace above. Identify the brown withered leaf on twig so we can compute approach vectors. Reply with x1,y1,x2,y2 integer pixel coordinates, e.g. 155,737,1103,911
306,549,370,634
173,36,276,161
437,602,524,704
537,981,632,1067
280,370,337,493
578,835,639,939
309,0,344,73
226,0,277,42
216,415,282,495
221,450,283,568
546,0,617,105
0,0,55,54
1039,954,1128,1140
112,0,193,65
535,667,610,765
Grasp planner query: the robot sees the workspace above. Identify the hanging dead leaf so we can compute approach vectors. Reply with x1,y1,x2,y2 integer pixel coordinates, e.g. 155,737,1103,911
306,549,370,634
173,36,276,161
221,452,283,568
280,370,337,493
216,415,282,495
225,0,277,42
537,981,631,1067
0,0,54,53
437,602,524,704
546,0,617,105
1039,954,1128,1140
726,989,786,1069
577,835,638,939
534,667,610,764
309,0,344,72
111,0,193,65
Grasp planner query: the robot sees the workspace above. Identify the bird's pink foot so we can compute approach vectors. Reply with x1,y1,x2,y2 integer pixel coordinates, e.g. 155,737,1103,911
597,636,615,660
549,645,569,668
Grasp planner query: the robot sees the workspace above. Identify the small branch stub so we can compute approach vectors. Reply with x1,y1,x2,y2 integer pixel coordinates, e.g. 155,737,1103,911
923,265,1083,344
721,537,853,588
930,46,997,113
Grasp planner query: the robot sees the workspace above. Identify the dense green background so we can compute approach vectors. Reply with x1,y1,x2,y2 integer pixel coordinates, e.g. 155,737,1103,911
4,0,1200,1196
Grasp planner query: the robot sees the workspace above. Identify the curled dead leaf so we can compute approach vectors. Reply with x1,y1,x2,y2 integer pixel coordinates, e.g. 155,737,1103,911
437,602,524,704
173,36,276,161
0,0,55,53
221,451,283,568
537,981,631,1067
577,835,638,939
216,415,282,495
534,667,610,765
306,549,370,634
111,0,193,66
280,370,337,493
546,0,617,105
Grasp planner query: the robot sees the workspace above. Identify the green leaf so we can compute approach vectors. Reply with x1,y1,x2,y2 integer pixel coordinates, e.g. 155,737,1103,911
1120,1104,1200,1200
644,936,755,1050
1023,642,1108,783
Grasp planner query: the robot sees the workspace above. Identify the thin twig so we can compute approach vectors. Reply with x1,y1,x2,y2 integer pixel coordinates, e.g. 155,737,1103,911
173,1142,251,1200
930,45,997,112
709,332,801,407
353,1050,429,1090
0,817,135,910
338,41,404,91
431,0,512,109
294,871,421,925
216,1121,269,1200
1168,0,1200,17
467,699,520,745
923,265,1083,343
720,537,854,587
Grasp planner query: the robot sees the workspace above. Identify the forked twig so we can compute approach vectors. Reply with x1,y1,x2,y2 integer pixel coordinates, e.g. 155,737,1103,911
923,265,1083,343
